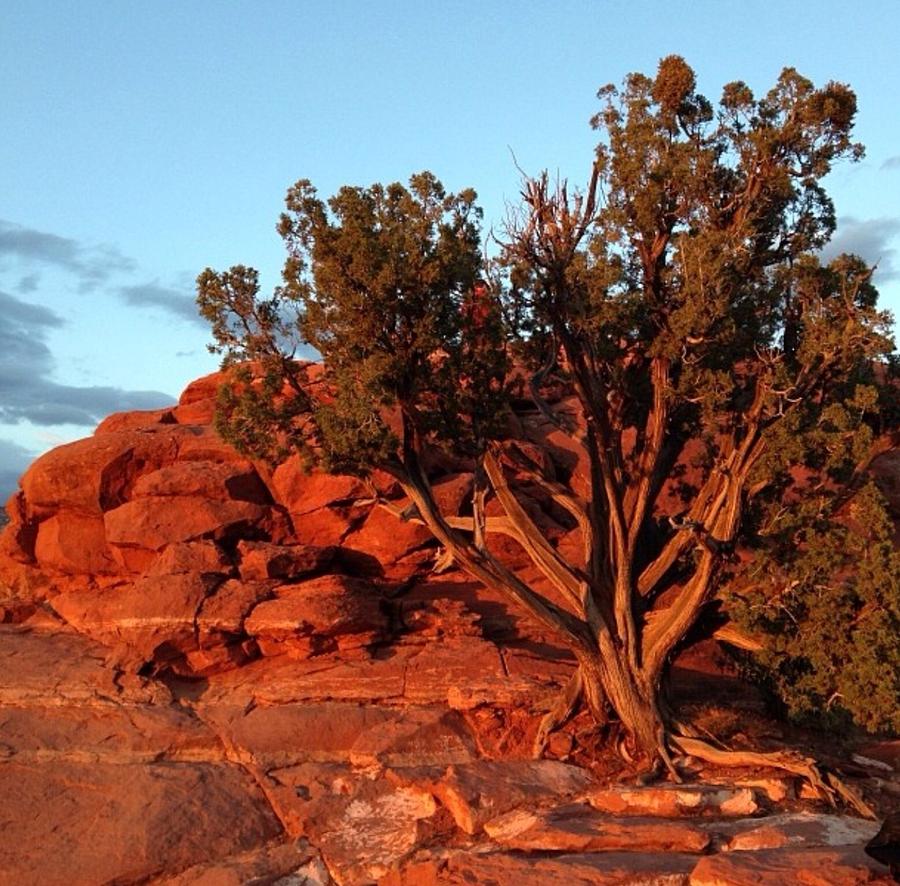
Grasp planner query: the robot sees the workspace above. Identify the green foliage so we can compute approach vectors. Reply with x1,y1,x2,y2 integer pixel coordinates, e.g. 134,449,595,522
727,484,900,734
197,58,898,738
500,55,897,734
198,172,508,475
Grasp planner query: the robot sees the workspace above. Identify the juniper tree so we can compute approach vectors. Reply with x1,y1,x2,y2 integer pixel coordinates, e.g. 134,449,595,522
198,60,896,809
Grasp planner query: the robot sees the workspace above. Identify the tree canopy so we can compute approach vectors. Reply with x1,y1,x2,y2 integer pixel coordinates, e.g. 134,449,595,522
198,57,897,809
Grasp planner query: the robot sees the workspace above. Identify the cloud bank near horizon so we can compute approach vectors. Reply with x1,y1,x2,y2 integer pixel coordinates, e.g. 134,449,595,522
0,288,174,428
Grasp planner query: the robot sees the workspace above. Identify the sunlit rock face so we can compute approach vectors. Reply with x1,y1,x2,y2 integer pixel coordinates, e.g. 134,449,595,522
0,368,895,884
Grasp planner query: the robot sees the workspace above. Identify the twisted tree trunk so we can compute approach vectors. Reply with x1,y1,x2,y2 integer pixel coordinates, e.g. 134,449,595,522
387,390,876,818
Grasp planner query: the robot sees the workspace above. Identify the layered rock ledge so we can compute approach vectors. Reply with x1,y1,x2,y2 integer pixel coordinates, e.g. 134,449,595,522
0,370,896,884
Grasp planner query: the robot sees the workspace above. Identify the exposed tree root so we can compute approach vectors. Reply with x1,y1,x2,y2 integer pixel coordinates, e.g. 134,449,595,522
532,669,585,758
670,733,876,819
533,690,875,819
656,727,683,784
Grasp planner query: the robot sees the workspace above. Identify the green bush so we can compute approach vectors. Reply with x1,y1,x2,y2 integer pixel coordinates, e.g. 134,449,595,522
727,482,900,734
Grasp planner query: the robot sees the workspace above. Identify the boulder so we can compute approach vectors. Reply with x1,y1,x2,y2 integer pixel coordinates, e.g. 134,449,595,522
131,460,270,503
196,578,276,641
243,574,385,651
271,457,364,517
170,371,229,425
236,540,336,582
172,425,251,464
94,407,176,434
50,573,219,665
343,504,433,564
33,511,115,574
176,370,227,406
104,496,267,551
20,428,183,517
146,540,233,577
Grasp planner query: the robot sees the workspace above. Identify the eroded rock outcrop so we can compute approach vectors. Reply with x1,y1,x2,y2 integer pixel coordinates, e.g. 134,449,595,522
0,369,895,885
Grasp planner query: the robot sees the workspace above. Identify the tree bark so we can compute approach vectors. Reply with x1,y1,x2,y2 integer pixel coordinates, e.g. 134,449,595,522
587,650,674,768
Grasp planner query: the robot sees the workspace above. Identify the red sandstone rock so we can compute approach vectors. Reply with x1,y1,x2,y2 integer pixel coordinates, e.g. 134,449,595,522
312,780,436,883
292,506,360,546
2,696,220,763
690,845,890,885
256,761,358,838
723,813,880,853
243,573,385,648
197,649,410,707
177,369,228,406
0,626,171,706
147,540,233,577
236,539,336,581
104,495,267,551
0,367,897,885
94,407,176,434
483,802,711,854
432,760,594,834
0,761,282,885
384,850,698,885
132,459,270,503
588,783,759,818
272,457,364,515
201,702,402,768
431,471,475,515
348,707,477,768
404,635,550,710
171,397,217,425
196,578,276,640
50,572,219,666
0,491,37,563
343,503,433,564
33,510,115,574
20,428,183,517
157,841,322,886
172,425,251,463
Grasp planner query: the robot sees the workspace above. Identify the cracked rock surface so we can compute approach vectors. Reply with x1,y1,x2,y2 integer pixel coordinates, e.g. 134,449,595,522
0,369,895,884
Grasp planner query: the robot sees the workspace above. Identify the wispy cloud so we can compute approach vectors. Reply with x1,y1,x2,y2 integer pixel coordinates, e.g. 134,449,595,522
0,288,173,428
821,216,900,281
16,273,40,293
118,281,205,326
0,219,135,291
881,155,900,171
0,289,64,329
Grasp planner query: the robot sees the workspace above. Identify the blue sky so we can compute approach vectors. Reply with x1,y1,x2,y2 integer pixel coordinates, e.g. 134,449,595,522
2,0,899,498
